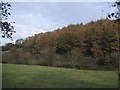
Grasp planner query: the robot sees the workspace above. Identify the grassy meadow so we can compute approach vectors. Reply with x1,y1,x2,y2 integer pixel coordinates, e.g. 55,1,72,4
2,64,118,88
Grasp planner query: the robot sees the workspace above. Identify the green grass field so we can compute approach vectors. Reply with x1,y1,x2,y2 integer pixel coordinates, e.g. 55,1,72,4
2,64,118,88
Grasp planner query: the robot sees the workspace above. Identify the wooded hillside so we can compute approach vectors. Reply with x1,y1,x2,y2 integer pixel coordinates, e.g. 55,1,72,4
2,18,120,70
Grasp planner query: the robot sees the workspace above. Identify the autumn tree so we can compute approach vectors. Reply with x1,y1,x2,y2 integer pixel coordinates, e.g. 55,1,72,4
9,47,19,63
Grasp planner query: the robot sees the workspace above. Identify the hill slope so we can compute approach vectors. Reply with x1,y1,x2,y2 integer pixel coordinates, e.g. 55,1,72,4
2,18,119,70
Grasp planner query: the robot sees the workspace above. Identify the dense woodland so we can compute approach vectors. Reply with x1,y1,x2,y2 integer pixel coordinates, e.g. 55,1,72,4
1,18,120,70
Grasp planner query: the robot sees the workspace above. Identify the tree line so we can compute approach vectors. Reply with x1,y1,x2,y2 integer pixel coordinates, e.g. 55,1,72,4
2,18,120,70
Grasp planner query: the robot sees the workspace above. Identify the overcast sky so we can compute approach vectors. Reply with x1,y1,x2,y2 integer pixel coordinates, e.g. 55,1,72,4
1,2,115,45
